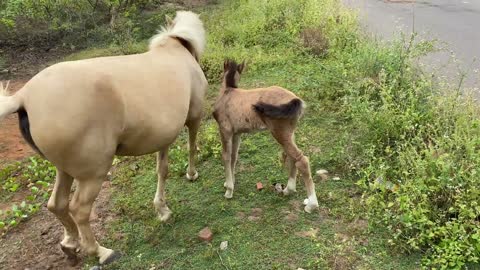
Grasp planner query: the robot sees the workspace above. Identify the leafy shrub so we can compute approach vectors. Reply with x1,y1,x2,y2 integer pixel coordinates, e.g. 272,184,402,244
211,0,480,267
333,32,480,269
0,156,56,234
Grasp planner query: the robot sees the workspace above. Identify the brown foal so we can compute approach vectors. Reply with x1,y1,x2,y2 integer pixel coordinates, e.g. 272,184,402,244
212,60,319,213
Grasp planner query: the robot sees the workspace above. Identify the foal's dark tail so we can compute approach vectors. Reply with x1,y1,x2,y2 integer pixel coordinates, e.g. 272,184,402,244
253,98,305,119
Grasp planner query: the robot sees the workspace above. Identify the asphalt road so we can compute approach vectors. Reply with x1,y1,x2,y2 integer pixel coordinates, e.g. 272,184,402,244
343,0,480,90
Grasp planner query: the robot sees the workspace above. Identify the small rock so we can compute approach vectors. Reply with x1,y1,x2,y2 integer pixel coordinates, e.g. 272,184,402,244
90,266,102,270
316,169,329,180
316,169,328,175
332,176,340,181
256,182,263,190
1,69,8,73
220,241,228,250
273,183,284,194
198,227,213,242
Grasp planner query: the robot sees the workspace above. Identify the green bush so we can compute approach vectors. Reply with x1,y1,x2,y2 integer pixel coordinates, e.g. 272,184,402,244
332,32,480,270
206,1,480,268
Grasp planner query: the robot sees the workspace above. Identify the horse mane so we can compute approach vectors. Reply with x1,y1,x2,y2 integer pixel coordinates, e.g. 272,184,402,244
149,11,206,60
225,60,239,89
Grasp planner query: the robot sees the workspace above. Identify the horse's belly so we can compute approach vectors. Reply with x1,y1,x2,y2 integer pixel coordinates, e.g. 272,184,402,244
115,124,183,156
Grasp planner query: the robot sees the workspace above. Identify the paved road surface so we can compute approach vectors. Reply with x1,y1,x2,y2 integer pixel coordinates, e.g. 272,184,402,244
343,0,480,91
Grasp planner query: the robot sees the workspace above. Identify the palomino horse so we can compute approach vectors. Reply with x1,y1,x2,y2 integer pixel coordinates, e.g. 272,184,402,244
0,11,207,265
212,60,319,213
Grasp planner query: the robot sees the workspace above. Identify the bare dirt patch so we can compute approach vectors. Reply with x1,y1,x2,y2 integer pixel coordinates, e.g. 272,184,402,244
0,180,115,270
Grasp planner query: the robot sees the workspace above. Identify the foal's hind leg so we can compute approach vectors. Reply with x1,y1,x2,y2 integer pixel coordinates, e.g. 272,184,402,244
273,129,319,213
70,177,119,264
154,148,172,222
282,153,298,195
186,118,201,181
47,170,80,263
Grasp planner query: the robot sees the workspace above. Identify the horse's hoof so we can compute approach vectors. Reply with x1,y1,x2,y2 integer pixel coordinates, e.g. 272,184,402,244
99,250,121,265
186,171,199,181
60,244,80,265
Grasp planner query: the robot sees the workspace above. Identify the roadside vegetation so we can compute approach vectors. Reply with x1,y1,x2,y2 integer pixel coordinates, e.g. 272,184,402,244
0,0,479,269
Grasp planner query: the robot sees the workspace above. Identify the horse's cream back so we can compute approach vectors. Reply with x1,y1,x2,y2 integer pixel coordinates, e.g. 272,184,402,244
20,38,205,170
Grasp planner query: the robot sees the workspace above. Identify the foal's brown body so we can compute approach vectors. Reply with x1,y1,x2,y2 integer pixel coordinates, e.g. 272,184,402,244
213,60,319,213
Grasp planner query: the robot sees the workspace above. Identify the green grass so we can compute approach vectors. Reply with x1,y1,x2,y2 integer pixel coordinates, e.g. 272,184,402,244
95,121,420,270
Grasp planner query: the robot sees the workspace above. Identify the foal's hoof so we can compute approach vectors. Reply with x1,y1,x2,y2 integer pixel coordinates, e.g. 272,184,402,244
186,171,199,181
158,208,173,222
282,187,297,196
99,249,122,265
60,244,80,265
224,190,233,199
303,198,319,213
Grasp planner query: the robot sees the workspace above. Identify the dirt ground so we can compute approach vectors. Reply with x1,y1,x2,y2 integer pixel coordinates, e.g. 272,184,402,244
0,81,34,164
0,181,114,270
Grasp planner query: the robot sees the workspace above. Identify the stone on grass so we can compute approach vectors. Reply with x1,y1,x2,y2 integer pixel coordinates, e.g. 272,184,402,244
198,227,213,242
256,182,263,190
220,241,228,251
316,169,329,180
332,176,340,181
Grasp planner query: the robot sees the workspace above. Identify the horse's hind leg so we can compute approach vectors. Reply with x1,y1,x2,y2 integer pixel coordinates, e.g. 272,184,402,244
70,177,119,264
154,148,172,222
47,169,80,263
186,118,201,181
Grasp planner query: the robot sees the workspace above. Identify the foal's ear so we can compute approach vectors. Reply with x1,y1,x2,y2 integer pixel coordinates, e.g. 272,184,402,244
223,59,230,71
237,60,246,74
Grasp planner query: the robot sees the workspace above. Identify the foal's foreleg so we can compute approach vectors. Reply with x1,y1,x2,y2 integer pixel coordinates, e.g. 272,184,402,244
154,149,172,222
221,130,234,199
47,170,80,263
230,134,241,185
70,177,119,264
186,118,201,181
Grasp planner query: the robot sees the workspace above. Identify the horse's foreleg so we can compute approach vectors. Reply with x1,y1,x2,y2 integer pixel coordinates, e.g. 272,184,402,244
221,130,234,199
47,170,80,264
154,148,172,222
70,177,119,264
186,118,201,181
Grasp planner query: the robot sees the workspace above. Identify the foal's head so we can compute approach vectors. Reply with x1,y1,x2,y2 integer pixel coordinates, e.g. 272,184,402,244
222,59,245,89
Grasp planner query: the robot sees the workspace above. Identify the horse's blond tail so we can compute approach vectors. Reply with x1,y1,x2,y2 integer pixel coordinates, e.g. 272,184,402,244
149,11,206,59
0,81,21,121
